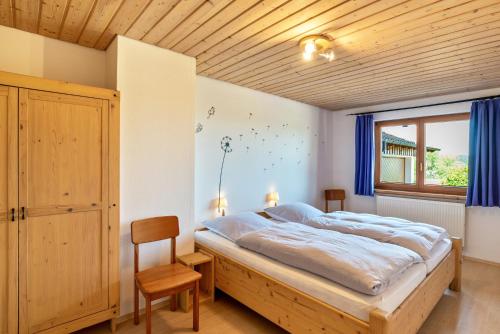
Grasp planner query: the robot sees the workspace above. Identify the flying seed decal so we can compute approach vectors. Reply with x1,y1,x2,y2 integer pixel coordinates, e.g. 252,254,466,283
207,106,215,119
195,123,203,133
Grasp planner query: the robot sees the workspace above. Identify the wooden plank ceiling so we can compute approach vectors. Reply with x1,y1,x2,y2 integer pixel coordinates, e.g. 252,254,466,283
2,0,500,110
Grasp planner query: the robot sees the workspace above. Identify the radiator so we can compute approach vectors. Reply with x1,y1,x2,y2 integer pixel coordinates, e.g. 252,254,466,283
376,195,466,240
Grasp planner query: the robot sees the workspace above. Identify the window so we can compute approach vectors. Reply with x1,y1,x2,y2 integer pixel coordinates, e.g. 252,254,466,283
375,113,469,196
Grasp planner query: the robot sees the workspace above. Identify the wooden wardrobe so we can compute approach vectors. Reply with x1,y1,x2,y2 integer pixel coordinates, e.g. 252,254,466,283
0,71,120,334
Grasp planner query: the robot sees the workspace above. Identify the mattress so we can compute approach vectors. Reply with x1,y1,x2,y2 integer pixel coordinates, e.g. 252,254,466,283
426,238,452,273
195,230,427,321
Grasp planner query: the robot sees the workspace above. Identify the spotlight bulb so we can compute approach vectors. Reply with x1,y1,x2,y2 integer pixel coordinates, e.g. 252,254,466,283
320,50,335,62
303,51,313,61
304,40,316,54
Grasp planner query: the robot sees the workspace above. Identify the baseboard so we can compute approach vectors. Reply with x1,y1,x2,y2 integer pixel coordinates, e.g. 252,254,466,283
117,299,172,324
464,255,500,268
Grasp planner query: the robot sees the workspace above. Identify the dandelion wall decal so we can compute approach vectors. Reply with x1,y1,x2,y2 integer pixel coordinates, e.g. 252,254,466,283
218,136,232,213
221,136,232,152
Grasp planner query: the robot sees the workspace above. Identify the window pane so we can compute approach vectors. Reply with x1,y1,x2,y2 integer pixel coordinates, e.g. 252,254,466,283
380,124,417,184
425,120,469,187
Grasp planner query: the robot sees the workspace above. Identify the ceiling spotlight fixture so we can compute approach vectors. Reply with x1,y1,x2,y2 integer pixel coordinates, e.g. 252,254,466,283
299,34,335,62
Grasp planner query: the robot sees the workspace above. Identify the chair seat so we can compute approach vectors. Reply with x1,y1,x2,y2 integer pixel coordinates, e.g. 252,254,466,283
136,263,202,295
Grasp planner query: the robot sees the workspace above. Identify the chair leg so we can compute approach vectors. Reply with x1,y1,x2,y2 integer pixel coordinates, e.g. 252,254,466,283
193,281,199,332
134,283,139,325
146,296,152,334
170,293,177,312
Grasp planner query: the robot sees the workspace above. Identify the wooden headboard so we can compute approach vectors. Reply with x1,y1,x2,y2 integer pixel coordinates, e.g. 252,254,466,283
256,211,272,219
325,189,346,212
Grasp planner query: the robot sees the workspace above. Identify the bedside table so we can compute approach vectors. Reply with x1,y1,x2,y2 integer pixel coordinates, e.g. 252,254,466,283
176,250,214,312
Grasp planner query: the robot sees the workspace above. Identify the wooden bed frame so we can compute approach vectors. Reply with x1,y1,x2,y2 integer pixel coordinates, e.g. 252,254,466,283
195,224,462,334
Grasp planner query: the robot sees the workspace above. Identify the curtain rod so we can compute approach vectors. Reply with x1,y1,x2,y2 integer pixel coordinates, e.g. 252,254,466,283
346,94,500,116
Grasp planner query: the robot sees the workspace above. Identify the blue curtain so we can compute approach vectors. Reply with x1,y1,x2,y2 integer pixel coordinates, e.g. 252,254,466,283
355,114,374,196
466,98,500,207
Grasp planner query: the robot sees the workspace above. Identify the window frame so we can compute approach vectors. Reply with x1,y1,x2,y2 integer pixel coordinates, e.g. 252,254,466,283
375,113,470,196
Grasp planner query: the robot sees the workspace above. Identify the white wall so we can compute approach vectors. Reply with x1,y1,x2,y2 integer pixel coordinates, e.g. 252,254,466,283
325,88,500,263
107,36,196,315
195,76,328,222
105,38,117,90
0,25,106,87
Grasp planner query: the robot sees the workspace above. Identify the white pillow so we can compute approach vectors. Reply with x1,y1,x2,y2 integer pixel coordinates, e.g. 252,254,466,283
202,212,274,242
264,202,323,223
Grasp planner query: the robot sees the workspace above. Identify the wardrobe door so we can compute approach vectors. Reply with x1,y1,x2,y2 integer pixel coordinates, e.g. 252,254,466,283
0,86,18,334
18,89,109,333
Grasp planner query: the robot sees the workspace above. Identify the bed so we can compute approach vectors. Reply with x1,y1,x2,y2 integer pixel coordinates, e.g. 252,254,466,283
195,212,462,334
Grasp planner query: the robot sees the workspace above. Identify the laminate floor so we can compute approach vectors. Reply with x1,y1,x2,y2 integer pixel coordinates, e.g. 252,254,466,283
79,259,500,334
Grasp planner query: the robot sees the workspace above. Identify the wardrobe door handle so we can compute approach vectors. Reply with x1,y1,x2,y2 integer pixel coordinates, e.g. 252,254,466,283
21,207,25,220
11,208,15,222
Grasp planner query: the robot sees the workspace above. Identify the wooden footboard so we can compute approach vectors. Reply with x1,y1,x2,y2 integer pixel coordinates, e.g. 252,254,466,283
196,243,370,334
195,237,462,334
369,237,462,334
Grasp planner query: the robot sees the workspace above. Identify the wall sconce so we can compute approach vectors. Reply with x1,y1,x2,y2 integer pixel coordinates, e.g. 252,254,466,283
218,197,228,216
267,191,280,207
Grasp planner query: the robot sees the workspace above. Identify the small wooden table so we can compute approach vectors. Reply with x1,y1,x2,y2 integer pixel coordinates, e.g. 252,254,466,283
176,251,214,312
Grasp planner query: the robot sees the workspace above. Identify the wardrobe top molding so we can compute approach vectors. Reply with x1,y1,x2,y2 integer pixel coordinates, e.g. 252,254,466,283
0,70,119,100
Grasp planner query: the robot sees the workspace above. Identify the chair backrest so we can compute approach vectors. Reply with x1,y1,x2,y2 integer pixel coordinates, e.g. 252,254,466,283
131,216,179,244
325,189,346,212
131,216,180,271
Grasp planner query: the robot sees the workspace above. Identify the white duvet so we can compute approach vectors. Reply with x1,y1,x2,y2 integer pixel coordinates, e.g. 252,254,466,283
236,222,422,296
304,211,449,259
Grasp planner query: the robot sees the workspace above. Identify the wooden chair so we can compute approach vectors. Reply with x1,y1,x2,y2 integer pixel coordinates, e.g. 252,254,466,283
324,189,346,212
131,216,202,334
